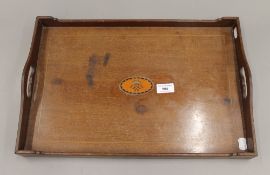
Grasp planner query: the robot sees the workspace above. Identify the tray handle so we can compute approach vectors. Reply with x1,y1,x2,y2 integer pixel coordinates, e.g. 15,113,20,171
233,20,256,155
25,66,35,98
233,26,249,99
16,17,44,152
240,66,248,99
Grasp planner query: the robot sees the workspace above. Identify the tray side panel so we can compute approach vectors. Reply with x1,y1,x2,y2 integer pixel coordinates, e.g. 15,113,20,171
233,19,256,155
40,17,237,28
16,18,44,152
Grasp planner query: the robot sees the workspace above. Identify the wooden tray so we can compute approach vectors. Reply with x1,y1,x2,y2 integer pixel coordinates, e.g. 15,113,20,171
15,17,257,158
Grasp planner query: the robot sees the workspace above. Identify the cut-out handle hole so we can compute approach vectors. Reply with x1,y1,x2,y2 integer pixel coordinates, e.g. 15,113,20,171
234,27,238,39
240,67,247,99
26,66,35,98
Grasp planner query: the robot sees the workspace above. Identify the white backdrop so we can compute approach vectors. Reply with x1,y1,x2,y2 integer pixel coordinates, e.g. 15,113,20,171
0,0,269,174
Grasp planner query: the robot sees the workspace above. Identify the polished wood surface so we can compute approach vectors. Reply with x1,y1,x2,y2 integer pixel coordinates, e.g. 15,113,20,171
25,26,243,154
16,17,256,158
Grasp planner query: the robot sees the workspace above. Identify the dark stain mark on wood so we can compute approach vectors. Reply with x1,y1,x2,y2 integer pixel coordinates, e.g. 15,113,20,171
86,53,111,87
103,53,111,66
51,78,63,85
86,55,97,87
86,74,94,86
135,104,147,114
223,98,231,105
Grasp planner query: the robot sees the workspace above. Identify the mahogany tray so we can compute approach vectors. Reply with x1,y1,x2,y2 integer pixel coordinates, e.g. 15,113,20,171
15,17,257,158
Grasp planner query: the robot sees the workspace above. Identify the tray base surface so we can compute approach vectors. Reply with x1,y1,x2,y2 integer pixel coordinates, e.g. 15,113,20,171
26,26,245,154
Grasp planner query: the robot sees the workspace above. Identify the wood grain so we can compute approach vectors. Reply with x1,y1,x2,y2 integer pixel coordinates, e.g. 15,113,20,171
24,26,244,154
15,17,256,158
